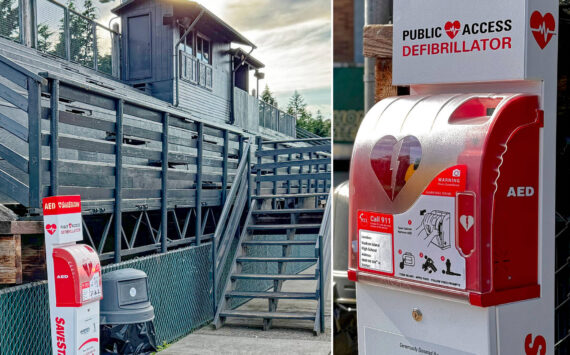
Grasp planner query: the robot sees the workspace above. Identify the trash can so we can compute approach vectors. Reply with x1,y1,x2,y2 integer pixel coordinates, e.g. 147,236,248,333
100,268,157,355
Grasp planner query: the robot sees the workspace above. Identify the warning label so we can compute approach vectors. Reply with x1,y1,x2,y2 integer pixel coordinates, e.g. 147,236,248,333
357,165,468,290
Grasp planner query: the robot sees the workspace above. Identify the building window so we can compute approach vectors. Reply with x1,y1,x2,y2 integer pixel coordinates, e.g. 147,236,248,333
179,31,212,90
179,25,193,55
196,35,211,64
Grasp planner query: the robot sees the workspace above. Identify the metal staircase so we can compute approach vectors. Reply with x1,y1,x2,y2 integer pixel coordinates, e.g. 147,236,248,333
212,137,331,333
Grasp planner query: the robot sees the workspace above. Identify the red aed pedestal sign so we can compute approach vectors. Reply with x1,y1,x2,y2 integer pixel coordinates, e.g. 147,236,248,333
44,196,102,355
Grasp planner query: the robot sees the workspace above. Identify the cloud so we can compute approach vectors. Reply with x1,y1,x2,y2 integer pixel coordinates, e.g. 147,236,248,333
220,0,331,31
245,18,331,93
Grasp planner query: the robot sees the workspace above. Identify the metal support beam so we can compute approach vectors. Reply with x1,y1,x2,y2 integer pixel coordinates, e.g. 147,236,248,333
221,130,229,205
50,79,59,196
27,77,41,209
161,112,169,253
64,7,70,60
92,22,98,70
256,136,262,196
246,138,251,210
114,99,124,263
195,122,203,246
272,142,277,208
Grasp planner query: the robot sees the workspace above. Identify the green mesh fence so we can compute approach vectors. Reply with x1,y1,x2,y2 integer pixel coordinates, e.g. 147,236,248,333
0,243,213,354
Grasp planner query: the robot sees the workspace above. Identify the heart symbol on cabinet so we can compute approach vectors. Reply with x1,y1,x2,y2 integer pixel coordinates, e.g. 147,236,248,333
460,215,474,232
370,135,422,201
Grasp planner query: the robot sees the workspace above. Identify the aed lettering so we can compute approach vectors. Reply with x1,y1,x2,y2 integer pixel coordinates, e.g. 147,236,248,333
55,317,66,354
507,186,535,197
402,19,512,41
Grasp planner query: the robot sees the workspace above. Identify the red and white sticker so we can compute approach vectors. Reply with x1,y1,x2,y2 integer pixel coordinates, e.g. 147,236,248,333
358,165,468,290
357,211,395,275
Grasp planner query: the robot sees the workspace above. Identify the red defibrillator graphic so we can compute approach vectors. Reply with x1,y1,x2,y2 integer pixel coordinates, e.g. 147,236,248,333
348,94,541,307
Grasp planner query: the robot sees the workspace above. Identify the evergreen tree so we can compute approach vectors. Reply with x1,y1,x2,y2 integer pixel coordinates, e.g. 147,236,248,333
286,90,310,120
54,0,98,66
0,0,19,41
37,24,53,53
261,84,278,107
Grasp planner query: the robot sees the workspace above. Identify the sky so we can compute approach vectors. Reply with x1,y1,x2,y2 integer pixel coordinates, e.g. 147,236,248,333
93,0,332,118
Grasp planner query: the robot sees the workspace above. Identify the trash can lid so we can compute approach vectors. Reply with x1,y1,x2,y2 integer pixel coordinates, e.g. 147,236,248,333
103,268,147,282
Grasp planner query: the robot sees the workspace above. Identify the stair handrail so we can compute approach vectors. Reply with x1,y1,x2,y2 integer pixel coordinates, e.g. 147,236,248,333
315,191,332,333
212,139,251,314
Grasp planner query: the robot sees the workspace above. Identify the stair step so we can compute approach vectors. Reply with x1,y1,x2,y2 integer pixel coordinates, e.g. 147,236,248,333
253,193,329,199
237,257,318,263
226,291,318,299
220,310,316,320
253,208,324,215
231,273,317,280
248,224,321,230
242,240,316,246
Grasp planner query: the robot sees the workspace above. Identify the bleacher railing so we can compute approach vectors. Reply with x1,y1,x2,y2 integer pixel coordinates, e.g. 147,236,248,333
35,0,121,77
0,0,121,77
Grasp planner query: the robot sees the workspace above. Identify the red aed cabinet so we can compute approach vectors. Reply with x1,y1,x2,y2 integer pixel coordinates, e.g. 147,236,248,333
348,94,542,307
53,244,103,307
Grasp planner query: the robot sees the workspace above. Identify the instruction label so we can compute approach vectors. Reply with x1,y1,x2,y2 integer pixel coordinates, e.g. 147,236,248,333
358,165,468,290
364,327,476,355
358,212,394,275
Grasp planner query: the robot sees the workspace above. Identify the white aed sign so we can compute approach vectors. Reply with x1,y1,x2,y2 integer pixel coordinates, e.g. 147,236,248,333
393,0,557,85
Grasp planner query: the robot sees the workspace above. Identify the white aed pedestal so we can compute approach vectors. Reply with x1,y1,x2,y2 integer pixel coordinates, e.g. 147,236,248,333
44,195,102,355
350,0,558,354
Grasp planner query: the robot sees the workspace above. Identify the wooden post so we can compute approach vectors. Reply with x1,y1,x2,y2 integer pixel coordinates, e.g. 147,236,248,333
272,142,277,208
221,130,229,205
64,7,71,60
161,112,169,253
195,122,203,246
114,99,124,263
50,79,59,197
256,136,262,196
363,24,408,103
27,78,41,210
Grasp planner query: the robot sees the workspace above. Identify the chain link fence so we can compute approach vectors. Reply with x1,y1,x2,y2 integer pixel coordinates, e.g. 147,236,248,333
0,243,213,354
556,213,570,354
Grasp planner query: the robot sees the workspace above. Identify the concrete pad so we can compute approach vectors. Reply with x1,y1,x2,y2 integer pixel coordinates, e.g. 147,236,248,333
160,265,331,354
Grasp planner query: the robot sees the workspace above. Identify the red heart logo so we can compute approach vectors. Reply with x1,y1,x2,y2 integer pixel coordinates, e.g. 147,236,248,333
445,20,461,39
370,136,422,201
530,11,556,50
45,224,57,235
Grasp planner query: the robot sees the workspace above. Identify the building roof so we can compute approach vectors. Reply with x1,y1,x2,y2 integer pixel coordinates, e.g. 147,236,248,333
227,48,265,70
112,0,256,48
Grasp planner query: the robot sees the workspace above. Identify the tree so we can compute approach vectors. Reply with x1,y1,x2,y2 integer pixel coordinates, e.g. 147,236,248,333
37,24,53,53
297,109,331,137
261,85,278,107
286,90,311,121
0,0,19,41
54,0,98,66
286,91,330,137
